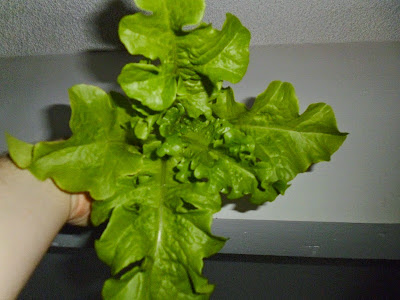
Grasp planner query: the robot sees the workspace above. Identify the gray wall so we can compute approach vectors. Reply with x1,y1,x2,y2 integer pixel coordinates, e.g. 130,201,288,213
1,0,399,57
2,43,400,224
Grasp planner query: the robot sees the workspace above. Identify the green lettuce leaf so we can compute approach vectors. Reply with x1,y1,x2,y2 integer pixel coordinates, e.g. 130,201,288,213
7,84,225,299
156,105,260,200
118,0,250,116
8,85,142,200
6,1,348,298
118,63,177,112
211,87,247,121
156,81,347,206
93,158,225,299
233,81,348,203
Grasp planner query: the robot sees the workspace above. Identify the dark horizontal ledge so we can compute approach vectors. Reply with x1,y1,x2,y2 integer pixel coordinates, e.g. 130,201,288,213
51,219,400,260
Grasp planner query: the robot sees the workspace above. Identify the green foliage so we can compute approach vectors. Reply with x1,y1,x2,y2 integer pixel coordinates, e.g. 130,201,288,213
6,0,347,299
118,0,250,117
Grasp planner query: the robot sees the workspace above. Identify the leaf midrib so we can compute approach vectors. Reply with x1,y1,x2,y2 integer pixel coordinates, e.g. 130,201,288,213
145,159,167,293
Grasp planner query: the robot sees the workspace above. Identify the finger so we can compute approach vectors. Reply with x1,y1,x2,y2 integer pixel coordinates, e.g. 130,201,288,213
67,193,92,226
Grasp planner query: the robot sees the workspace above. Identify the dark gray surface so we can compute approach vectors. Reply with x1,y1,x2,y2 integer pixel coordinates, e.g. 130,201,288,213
19,249,400,299
214,220,400,260
53,220,400,260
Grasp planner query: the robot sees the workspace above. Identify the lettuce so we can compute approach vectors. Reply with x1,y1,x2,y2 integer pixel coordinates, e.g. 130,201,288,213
6,0,347,299
118,0,250,117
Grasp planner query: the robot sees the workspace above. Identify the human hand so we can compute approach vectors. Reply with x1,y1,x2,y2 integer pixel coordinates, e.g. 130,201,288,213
0,155,94,298
67,193,93,226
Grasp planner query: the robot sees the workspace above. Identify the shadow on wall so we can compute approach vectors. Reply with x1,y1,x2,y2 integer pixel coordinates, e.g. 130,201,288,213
90,0,138,48
83,0,144,84
45,105,72,141
221,194,261,213
244,97,255,109
83,50,139,85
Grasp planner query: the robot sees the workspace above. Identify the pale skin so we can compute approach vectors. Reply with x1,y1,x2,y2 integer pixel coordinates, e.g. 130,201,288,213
0,155,92,299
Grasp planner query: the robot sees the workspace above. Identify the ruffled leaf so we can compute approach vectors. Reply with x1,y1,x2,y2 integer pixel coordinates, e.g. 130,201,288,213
94,158,225,299
234,81,348,203
7,85,142,199
118,63,177,111
6,1,347,298
211,87,247,121
7,84,226,300
156,106,261,200
118,0,250,116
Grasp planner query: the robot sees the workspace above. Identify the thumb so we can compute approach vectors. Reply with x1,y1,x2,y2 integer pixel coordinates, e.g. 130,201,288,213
67,193,92,226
